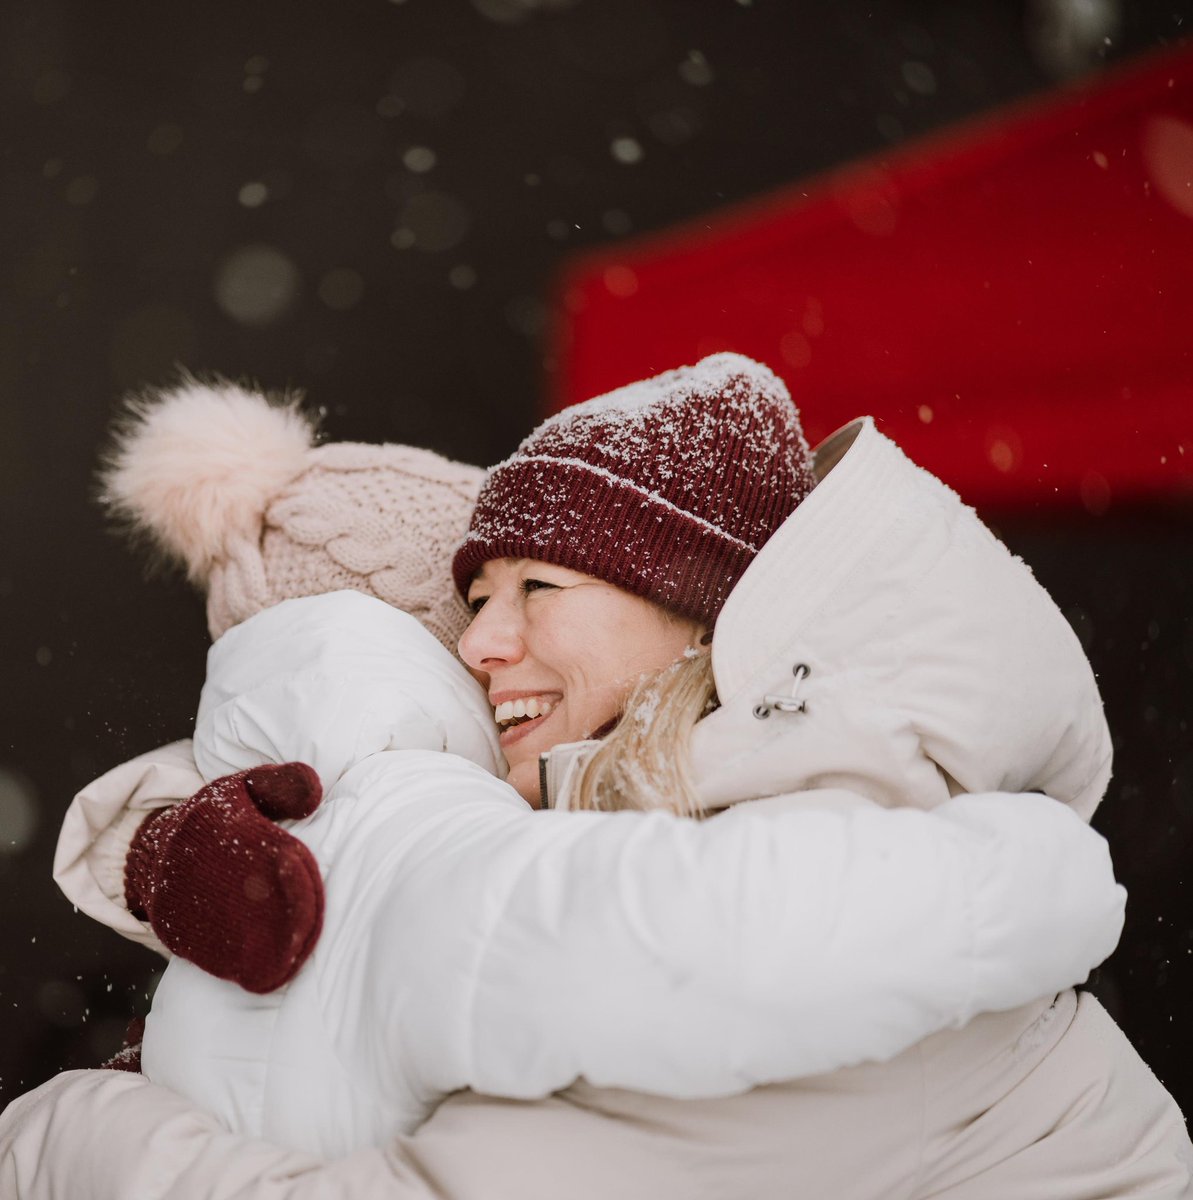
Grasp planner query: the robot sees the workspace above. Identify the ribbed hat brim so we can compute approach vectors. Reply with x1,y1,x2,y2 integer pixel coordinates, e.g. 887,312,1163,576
452,454,760,624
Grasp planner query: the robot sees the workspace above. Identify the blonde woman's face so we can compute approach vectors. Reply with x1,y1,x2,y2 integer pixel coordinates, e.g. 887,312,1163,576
459,558,703,807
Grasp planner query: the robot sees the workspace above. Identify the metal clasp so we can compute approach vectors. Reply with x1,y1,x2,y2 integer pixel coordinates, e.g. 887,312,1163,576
752,663,811,719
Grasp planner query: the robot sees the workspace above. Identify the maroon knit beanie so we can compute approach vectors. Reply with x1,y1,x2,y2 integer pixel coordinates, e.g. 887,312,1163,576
452,353,816,625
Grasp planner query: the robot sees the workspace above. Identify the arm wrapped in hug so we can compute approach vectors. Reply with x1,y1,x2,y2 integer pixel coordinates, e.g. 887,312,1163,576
141,743,1123,1155
55,743,327,992
342,760,1124,1100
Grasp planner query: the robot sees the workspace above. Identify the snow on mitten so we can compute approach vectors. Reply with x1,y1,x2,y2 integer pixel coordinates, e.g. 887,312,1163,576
102,1015,145,1073
124,763,324,994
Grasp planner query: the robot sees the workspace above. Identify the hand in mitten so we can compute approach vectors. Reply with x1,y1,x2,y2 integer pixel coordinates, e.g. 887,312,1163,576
124,763,324,994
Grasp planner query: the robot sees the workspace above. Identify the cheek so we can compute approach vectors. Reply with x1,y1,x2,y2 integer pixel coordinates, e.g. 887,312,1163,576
534,599,680,711
561,642,623,707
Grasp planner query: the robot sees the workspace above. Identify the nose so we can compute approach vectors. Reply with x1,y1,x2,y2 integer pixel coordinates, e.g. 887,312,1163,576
457,599,525,673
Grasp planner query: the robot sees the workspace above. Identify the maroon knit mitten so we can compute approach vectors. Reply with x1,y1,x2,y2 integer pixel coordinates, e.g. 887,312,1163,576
125,763,324,994
102,1014,145,1073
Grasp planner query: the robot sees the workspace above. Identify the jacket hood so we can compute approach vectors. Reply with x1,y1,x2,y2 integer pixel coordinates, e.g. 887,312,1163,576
691,418,1111,818
194,590,502,792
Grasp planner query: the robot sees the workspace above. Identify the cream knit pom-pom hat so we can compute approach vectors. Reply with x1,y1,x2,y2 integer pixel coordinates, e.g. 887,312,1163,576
98,376,483,652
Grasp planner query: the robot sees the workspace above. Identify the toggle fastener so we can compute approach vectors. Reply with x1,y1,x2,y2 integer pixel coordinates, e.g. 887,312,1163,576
753,663,811,719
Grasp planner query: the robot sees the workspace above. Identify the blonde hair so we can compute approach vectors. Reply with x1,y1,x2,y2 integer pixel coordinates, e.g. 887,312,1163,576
570,651,717,818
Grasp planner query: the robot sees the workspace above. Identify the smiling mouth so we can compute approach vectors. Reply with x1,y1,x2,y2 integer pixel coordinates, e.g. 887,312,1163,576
493,695,557,731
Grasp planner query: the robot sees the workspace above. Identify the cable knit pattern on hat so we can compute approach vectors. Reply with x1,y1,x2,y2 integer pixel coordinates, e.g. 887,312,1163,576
453,353,815,624
99,380,483,652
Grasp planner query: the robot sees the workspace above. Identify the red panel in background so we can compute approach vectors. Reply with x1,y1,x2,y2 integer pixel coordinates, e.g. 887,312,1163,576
549,43,1193,511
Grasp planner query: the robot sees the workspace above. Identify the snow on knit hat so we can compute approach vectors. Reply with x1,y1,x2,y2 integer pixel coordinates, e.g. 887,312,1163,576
99,377,483,652
452,353,815,626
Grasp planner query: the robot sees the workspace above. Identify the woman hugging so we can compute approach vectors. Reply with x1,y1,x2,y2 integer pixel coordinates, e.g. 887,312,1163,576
2,354,1189,1199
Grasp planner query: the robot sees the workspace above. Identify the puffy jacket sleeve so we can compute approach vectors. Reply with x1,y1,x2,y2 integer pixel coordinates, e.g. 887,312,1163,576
53,739,203,956
343,756,1125,1102
0,1071,680,1200
0,1070,431,1200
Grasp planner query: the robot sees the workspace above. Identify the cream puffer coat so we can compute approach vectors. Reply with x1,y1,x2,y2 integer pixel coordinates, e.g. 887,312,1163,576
10,418,1188,1199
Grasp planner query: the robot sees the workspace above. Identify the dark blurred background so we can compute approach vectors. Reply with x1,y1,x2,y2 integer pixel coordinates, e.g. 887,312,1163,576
2,0,1191,1119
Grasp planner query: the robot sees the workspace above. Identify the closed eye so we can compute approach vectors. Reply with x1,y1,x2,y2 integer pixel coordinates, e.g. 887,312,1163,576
468,578,557,613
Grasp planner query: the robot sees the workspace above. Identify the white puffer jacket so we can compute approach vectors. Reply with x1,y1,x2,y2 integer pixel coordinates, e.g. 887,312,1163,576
142,514,1122,1161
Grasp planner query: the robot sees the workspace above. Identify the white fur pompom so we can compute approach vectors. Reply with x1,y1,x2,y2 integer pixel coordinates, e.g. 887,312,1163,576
99,376,318,583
